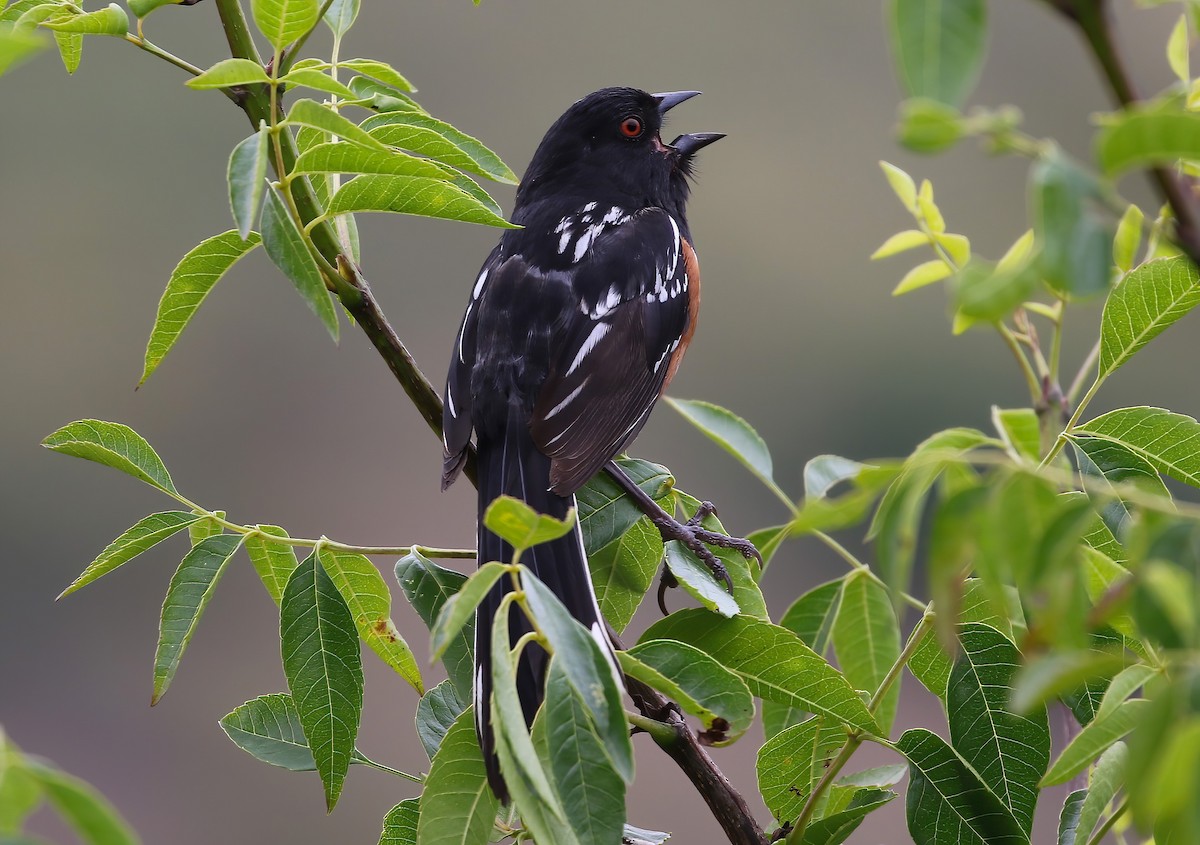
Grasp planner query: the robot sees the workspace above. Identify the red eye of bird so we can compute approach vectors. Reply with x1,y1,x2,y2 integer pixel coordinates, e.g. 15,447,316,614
620,116,643,138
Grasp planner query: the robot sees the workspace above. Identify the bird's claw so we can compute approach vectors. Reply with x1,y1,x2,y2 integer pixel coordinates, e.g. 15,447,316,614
652,503,763,614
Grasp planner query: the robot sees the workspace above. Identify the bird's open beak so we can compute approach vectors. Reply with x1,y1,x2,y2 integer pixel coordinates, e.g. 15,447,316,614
652,91,723,156
669,133,726,156
654,90,702,114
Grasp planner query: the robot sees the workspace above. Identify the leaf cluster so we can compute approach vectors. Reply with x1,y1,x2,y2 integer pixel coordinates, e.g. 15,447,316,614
15,0,1200,844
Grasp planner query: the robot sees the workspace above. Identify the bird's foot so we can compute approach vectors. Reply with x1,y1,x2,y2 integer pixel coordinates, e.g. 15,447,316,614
652,500,762,614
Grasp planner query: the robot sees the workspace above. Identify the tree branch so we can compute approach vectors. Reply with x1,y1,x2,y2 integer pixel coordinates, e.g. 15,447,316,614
1039,0,1200,265
625,675,767,845
207,1,761,839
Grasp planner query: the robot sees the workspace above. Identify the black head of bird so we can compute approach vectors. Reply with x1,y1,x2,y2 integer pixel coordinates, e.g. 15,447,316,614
514,87,724,216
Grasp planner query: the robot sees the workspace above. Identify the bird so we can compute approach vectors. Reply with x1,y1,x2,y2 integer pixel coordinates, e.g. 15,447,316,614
441,86,725,800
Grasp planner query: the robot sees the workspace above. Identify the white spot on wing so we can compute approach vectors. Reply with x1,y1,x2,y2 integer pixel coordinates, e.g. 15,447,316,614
583,201,597,212
573,228,595,263
566,322,611,376
543,380,587,419
457,302,473,364
472,268,489,299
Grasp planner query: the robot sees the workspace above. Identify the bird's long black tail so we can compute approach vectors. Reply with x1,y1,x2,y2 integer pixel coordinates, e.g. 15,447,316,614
473,401,618,802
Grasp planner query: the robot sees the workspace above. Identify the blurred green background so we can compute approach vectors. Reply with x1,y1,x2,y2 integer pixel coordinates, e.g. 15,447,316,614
1,1,1189,841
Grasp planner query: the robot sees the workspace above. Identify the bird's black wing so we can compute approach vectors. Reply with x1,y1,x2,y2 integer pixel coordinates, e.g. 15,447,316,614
442,245,502,488
529,207,694,493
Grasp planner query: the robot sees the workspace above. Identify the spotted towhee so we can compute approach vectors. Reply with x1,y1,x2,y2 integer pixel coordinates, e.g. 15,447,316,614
442,87,724,799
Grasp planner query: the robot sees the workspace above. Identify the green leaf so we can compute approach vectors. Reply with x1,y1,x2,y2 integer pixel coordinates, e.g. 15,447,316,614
341,58,414,92
0,736,42,836
1076,406,1200,488
430,561,507,660
893,258,953,295
1010,650,1127,715
789,788,896,845
140,231,262,384
219,692,369,772
261,186,339,340
833,569,901,733
1070,434,1171,544
756,714,846,822
1097,256,1200,382
328,174,514,228
362,111,516,183
870,428,993,596
587,519,663,634
41,4,126,35
293,142,453,181
543,660,626,845
765,579,842,738
415,680,465,761
321,0,357,35
662,540,739,617
621,638,754,742
52,30,80,73
127,0,179,19
186,57,269,89
804,455,866,500
280,554,364,812
287,99,386,152
228,124,269,240
280,68,357,99
897,728,1027,845
1170,14,1190,83
578,458,673,549
665,398,774,488
887,0,987,107
1058,789,1087,845
1096,109,1200,175
43,420,178,494
897,97,964,153
152,534,242,704
186,511,223,546
1032,151,1113,298
642,610,879,734
26,762,139,845
394,550,472,698
378,798,419,845
415,706,497,845
947,623,1049,834
953,256,1039,321
488,596,569,821
521,569,633,782
1096,664,1157,721
993,407,1040,462
676,492,768,619
1042,698,1148,785
59,511,200,598
251,0,318,50
244,525,298,605
838,764,908,790
348,75,423,112
872,228,931,260
1073,741,1128,845
1113,204,1144,273
0,22,46,77
317,546,422,692
482,496,574,552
